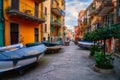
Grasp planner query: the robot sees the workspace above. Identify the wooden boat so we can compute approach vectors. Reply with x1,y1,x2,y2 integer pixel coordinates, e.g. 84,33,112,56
26,41,62,53
0,43,46,73
42,41,63,47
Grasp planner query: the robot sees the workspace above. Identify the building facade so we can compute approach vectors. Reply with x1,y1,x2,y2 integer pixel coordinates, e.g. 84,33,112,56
4,0,46,45
74,26,80,44
42,0,51,41
42,0,65,42
51,0,65,42
81,0,120,54
78,10,85,40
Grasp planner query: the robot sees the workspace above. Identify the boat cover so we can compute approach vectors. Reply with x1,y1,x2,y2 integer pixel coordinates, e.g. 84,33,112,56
0,44,46,65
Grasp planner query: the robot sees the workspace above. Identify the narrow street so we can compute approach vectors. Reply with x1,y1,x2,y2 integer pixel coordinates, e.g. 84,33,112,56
1,42,120,80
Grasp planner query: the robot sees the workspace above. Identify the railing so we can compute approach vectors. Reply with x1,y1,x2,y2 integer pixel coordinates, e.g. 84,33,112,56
54,19,61,23
9,1,44,19
89,6,95,15
103,0,113,7
96,0,113,16
51,4,62,16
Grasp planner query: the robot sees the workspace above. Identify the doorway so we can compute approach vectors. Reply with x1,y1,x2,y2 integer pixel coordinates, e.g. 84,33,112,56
10,23,19,44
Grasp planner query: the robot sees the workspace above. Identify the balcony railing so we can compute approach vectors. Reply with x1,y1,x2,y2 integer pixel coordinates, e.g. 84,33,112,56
6,1,46,23
96,0,114,16
88,6,96,16
51,5,62,16
51,19,62,27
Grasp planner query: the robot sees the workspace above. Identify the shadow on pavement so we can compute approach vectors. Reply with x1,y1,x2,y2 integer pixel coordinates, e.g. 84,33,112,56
0,57,49,80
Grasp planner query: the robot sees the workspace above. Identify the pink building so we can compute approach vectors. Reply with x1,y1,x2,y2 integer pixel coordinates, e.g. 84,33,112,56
74,26,80,44
78,10,85,39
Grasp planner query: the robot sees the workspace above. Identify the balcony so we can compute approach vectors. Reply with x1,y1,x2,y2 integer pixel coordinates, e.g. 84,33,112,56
96,0,114,16
88,6,96,16
51,20,62,27
51,5,62,16
6,1,46,23
91,16,100,25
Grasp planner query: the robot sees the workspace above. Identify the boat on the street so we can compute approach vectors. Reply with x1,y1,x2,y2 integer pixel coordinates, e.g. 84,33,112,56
0,43,46,73
78,40,95,49
26,41,62,53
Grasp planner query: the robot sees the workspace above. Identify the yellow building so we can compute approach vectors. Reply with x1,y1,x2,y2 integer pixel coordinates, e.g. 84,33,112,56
42,0,65,42
4,0,46,45
51,0,65,42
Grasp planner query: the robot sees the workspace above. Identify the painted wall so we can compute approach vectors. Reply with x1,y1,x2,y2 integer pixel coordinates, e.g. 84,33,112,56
42,0,51,41
51,0,63,38
4,0,43,45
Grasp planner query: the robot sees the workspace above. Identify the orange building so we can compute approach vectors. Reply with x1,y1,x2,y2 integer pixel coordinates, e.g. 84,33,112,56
4,0,46,45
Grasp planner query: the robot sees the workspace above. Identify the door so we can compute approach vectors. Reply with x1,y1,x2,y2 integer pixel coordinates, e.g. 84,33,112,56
11,0,19,10
10,23,19,44
35,2,38,17
34,28,39,42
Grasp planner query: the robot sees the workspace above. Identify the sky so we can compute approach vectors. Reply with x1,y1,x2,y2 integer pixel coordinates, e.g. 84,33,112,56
65,0,93,31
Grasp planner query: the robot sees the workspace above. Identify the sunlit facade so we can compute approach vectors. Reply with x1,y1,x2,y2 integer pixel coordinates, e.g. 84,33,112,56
3,0,46,45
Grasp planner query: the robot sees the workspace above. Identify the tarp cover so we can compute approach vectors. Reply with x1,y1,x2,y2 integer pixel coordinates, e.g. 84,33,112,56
0,44,46,61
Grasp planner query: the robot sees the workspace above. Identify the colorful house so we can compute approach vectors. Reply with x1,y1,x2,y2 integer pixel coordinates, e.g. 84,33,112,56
51,0,65,42
42,0,51,41
74,26,80,44
83,0,120,55
3,0,46,45
42,0,65,42
78,10,85,40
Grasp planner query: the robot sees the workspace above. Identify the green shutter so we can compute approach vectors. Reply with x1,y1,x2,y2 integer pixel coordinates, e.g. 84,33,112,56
0,0,4,46
51,26,54,33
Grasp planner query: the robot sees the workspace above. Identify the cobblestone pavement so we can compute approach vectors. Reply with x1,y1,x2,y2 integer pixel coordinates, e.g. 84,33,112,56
1,42,120,80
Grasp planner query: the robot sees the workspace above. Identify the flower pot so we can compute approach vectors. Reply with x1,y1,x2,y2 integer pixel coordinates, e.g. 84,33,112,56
93,64,114,74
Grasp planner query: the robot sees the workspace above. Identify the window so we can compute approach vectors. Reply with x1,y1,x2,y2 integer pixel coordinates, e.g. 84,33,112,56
11,0,19,10
35,2,38,17
34,28,39,42
108,13,114,26
10,23,19,44
45,24,47,32
52,0,54,4
45,7,47,16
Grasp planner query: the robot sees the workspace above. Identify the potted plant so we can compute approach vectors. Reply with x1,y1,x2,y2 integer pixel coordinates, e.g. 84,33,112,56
84,23,120,73
93,52,114,73
89,45,101,56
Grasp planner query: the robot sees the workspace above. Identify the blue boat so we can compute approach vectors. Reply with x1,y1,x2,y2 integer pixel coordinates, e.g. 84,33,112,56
42,41,63,47
78,40,94,49
0,43,46,73
26,41,62,53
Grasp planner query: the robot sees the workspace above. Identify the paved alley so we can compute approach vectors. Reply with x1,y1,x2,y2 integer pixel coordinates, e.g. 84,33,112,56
1,42,120,80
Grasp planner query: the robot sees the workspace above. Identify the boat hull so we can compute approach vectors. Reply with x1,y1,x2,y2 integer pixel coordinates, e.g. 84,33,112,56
0,44,46,73
78,40,94,49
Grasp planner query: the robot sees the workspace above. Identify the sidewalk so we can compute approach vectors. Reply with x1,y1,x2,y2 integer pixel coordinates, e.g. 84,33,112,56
2,42,120,80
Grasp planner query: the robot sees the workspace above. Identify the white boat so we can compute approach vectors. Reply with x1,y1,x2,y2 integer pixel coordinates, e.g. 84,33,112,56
78,40,94,49
0,43,46,73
